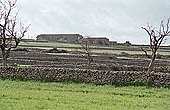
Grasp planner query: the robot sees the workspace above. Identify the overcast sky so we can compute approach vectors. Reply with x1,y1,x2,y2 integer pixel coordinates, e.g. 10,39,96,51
17,0,170,44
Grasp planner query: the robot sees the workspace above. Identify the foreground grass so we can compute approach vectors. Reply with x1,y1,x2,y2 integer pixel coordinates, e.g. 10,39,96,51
0,79,170,110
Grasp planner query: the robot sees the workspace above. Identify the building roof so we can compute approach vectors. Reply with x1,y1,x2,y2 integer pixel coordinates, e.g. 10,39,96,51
37,34,83,37
86,37,109,40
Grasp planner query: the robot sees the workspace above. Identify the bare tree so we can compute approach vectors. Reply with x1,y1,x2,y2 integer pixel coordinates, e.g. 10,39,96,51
140,47,151,59
0,0,29,66
141,18,170,73
73,39,93,65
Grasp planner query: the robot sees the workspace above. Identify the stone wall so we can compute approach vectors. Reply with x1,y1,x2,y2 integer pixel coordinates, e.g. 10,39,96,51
0,67,170,87
6,59,147,71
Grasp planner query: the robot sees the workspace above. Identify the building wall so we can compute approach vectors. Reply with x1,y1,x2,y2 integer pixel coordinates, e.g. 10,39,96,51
110,41,117,45
86,37,110,45
36,34,83,43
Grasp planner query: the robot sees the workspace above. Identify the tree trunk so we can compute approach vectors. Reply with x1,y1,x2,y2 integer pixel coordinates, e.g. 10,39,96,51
147,53,156,73
2,49,7,66
87,53,93,66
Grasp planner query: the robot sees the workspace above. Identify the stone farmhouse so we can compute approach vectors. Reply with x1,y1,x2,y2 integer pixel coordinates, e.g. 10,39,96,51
109,41,117,45
36,34,83,44
86,37,110,45
36,34,132,46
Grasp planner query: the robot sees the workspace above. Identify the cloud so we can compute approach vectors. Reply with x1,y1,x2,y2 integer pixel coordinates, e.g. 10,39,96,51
17,0,170,44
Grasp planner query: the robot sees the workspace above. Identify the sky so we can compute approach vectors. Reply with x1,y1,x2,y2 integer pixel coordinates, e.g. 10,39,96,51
17,0,170,44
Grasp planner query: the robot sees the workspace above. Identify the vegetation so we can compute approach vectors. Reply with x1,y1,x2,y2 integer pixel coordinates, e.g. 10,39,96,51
0,0,29,66
19,41,170,55
73,39,93,65
1,18,170,110
141,18,170,73
0,1,169,109
0,79,170,110
19,41,81,48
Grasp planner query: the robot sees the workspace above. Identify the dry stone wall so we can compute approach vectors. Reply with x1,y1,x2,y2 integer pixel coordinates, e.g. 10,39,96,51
0,67,170,87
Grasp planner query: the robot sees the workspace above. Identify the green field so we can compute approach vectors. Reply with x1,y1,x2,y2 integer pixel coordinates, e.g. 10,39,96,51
18,41,170,55
19,41,81,48
0,79,170,110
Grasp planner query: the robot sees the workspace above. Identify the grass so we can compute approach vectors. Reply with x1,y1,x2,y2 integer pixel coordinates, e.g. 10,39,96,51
18,41,170,55
93,49,148,55
0,79,170,110
17,64,30,67
19,41,81,48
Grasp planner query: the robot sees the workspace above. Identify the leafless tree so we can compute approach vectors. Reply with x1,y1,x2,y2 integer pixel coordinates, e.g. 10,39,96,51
140,47,151,59
0,0,29,66
141,18,170,73
73,39,93,65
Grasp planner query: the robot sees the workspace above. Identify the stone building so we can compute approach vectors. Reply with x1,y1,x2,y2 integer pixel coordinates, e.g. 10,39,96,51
36,34,83,44
86,37,110,45
109,41,117,45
